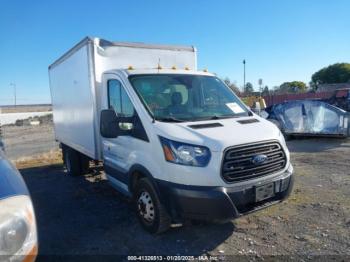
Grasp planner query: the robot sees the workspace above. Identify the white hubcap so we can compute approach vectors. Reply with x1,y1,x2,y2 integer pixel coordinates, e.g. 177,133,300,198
138,191,155,222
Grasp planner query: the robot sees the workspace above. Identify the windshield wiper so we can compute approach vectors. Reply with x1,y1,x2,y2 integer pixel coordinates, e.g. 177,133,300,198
156,117,185,123
202,115,239,120
191,114,249,121
212,112,255,119
211,115,235,120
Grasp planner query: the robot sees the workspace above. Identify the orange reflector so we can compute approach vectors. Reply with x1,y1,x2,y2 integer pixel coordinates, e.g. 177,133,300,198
162,145,175,161
22,245,38,262
26,207,35,224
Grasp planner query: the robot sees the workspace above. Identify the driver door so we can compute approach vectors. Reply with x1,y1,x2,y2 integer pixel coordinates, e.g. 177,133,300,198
102,76,135,191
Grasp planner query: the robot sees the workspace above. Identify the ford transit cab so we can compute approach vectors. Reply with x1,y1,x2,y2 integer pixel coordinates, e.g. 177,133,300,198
49,37,294,233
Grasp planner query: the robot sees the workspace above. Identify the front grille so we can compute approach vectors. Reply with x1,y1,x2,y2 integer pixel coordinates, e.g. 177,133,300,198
221,141,287,183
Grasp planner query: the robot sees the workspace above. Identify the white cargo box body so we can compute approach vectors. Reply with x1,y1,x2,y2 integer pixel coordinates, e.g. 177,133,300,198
49,37,197,160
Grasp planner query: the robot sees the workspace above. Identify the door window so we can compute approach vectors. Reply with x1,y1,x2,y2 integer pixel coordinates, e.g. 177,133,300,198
108,80,134,117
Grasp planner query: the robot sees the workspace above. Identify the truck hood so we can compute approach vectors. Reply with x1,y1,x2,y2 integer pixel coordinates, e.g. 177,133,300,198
154,116,283,152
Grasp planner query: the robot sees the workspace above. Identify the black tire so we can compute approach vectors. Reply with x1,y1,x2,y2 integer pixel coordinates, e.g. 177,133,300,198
134,178,171,234
62,146,86,176
79,154,90,175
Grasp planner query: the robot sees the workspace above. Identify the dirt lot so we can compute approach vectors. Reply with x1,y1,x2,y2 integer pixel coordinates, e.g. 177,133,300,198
3,125,350,260
2,124,58,160
0,104,52,113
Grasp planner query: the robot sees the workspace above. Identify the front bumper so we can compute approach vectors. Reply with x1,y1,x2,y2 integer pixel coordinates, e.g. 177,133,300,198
157,168,294,222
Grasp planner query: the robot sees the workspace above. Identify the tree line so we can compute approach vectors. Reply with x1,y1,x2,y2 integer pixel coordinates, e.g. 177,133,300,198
224,62,350,96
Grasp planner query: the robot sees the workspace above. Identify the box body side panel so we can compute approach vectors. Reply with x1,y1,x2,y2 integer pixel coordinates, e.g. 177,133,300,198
49,44,97,159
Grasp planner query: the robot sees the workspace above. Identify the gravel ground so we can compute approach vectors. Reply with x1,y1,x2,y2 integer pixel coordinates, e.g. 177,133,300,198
3,125,350,260
1,124,58,160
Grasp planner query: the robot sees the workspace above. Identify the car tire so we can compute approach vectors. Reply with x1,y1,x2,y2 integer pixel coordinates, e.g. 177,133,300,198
62,146,83,176
134,178,171,234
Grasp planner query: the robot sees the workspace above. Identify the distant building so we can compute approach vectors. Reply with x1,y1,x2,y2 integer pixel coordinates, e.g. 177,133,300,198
317,83,350,92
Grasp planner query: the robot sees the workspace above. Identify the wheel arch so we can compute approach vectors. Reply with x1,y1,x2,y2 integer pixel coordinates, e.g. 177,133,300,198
128,164,160,197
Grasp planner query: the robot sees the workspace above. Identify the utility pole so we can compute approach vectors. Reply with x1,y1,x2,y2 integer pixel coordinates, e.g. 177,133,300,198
10,83,16,107
243,59,246,92
259,79,263,96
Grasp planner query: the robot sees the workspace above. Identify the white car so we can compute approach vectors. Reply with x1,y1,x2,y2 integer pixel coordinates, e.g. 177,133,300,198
0,146,38,261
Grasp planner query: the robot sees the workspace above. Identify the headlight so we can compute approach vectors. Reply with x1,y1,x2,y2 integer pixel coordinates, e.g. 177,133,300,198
159,136,211,167
0,195,37,262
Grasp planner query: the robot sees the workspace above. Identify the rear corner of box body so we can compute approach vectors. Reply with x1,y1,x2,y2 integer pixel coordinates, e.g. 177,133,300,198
48,38,100,160
93,38,197,72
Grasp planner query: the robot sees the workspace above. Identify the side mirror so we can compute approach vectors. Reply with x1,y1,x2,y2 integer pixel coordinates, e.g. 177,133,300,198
100,109,119,138
119,122,134,131
100,109,135,138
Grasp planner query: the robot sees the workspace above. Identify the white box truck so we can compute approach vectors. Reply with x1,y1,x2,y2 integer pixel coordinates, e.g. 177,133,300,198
49,37,294,233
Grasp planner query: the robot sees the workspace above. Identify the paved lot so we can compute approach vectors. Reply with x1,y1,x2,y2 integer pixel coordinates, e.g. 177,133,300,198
12,137,350,260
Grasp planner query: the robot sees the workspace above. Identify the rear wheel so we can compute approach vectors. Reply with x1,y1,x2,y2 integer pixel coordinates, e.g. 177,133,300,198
62,145,89,176
134,178,171,234
79,154,90,175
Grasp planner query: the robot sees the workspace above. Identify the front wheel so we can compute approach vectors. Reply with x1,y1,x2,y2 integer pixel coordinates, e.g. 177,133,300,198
134,178,171,234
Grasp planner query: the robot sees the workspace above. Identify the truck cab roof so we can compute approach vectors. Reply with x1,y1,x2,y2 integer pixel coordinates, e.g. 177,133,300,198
104,69,214,77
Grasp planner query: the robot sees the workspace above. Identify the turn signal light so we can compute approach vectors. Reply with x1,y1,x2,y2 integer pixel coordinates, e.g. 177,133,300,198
162,145,175,161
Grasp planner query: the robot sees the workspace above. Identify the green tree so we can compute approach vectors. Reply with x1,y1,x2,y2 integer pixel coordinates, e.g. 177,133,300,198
311,63,350,85
262,85,270,96
309,81,317,92
244,82,254,94
279,81,307,94
223,77,240,95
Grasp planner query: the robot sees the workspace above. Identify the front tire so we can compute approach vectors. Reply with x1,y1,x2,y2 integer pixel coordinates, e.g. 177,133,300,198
134,178,171,234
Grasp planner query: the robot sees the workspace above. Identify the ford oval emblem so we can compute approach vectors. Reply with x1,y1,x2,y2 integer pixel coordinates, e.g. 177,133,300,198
252,154,268,165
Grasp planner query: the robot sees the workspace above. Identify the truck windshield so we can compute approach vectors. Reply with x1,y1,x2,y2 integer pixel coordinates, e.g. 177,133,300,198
129,74,249,122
